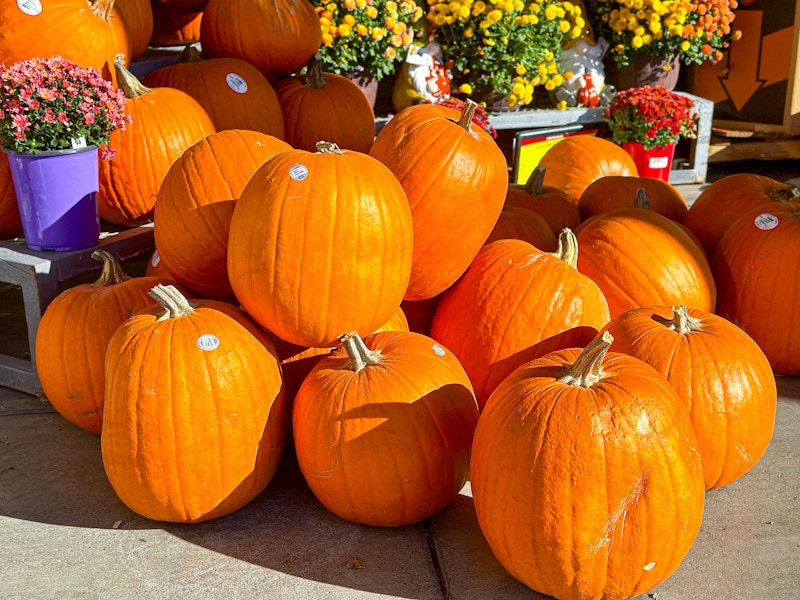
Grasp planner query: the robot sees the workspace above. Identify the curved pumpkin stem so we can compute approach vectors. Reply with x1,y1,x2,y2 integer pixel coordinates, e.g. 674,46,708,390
770,182,800,202
523,165,547,195
635,188,651,210
340,331,382,372
149,284,196,319
182,44,203,63
653,304,702,335
552,228,578,268
316,141,343,154
90,250,131,287
456,99,478,133
304,54,327,90
115,53,152,99
90,0,116,22
559,331,613,388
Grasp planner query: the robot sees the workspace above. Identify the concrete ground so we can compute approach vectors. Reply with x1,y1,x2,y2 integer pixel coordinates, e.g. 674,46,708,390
1,159,799,599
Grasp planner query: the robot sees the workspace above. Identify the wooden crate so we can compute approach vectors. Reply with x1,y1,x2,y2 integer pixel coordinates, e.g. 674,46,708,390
684,0,800,135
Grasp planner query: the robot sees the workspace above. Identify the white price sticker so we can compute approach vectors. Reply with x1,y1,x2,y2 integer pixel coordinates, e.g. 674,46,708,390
196,334,220,351
754,213,779,231
289,164,308,181
225,73,248,94
648,156,669,169
432,344,446,356
17,0,42,16
150,250,161,267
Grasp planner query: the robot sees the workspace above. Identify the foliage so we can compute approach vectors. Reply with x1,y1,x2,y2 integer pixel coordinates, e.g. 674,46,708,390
589,0,741,67
0,56,130,159
312,0,423,80
426,0,585,107
604,84,698,150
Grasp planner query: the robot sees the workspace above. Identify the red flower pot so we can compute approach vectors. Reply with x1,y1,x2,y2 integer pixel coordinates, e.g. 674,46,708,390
622,141,675,182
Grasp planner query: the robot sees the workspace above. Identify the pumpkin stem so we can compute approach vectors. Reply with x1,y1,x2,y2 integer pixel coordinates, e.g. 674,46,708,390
559,331,613,388
769,182,800,202
456,99,479,133
635,188,651,210
523,165,547,195
304,54,327,90
182,44,203,63
115,53,152,99
149,284,197,319
90,0,115,22
653,304,702,334
340,331,382,372
552,228,578,268
90,250,131,287
316,141,344,154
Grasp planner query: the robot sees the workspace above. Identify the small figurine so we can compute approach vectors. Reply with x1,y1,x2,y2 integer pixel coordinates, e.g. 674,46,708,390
392,42,452,112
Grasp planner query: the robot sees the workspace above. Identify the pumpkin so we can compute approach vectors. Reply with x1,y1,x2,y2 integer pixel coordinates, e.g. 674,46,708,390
537,135,638,205
576,196,716,318
98,55,216,226
33,251,183,434
101,284,287,523
470,332,705,600
149,1,202,45
273,55,375,153
484,204,558,250
228,142,414,348
712,201,800,375
578,175,688,222
0,158,22,240
143,45,285,139
0,0,129,85
369,100,508,301
154,129,290,300
504,165,581,235
430,230,610,409
200,0,321,81
600,304,777,490
683,173,800,258
293,330,479,527
114,0,153,60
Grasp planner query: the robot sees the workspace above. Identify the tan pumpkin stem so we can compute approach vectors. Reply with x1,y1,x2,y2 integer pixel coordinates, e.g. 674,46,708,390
316,141,343,154
769,183,800,202
90,250,131,287
304,54,327,89
559,331,613,388
90,0,115,22
635,188,651,209
456,99,478,133
149,284,197,319
552,228,578,268
182,44,203,63
115,54,152,99
653,304,702,334
340,331,382,372
523,165,547,195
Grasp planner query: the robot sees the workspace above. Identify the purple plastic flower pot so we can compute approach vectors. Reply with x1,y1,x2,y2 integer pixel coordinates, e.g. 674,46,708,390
4,145,100,252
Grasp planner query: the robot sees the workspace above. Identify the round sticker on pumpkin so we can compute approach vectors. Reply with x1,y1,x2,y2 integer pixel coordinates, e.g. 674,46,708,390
289,164,308,181
226,73,248,94
432,344,446,356
754,213,779,231
196,334,220,351
17,0,42,15
150,250,161,268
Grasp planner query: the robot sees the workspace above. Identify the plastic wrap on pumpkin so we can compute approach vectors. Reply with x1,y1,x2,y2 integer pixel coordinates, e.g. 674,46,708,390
392,42,452,112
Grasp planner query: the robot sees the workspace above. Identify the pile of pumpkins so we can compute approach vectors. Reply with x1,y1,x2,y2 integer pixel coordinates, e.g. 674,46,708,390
2,2,799,599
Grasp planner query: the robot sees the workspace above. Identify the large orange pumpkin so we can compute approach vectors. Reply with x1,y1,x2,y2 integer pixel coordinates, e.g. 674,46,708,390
0,0,129,85
143,45,285,138
576,204,716,318
600,304,777,490
712,201,800,375
293,330,479,527
369,100,508,301
200,0,321,81
430,230,610,409
274,55,375,153
471,333,705,600
101,284,287,523
227,142,414,348
537,135,638,205
114,0,153,60
154,129,291,300
683,173,800,258
98,55,216,226
34,251,183,434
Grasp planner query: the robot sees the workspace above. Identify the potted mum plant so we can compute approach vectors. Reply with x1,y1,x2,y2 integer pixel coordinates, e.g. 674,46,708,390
0,55,130,251
589,0,742,89
426,0,586,109
310,0,423,104
603,84,698,181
